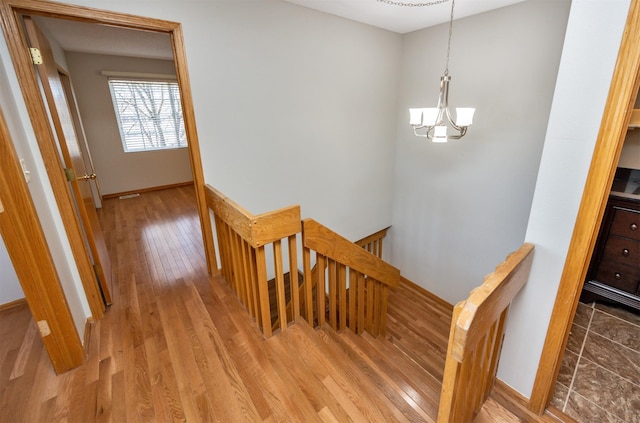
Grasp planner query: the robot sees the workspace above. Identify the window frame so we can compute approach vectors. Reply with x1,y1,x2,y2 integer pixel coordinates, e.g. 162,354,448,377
107,77,188,153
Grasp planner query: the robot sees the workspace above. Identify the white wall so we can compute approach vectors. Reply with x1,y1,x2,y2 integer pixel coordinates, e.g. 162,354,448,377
65,53,193,196
390,1,571,303
185,0,401,240
49,0,401,241
500,0,631,397
0,236,23,304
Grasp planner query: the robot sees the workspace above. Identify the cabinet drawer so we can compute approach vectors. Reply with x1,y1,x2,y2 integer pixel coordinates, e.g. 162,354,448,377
599,235,640,269
595,262,640,294
610,207,640,240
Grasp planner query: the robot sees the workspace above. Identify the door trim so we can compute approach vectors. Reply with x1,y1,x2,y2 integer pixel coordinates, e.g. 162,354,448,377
0,106,84,374
0,0,218,320
529,0,640,412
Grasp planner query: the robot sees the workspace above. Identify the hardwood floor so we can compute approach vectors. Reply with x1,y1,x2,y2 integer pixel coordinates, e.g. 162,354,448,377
0,185,567,422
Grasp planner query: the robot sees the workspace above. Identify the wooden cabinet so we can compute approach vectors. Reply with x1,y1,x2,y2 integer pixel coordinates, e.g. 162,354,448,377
582,195,640,310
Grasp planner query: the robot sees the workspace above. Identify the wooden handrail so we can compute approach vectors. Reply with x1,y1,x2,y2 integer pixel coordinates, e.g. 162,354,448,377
302,219,399,336
205,185,301,248
303,219,399,288
438,243,535,423
205,184,397,339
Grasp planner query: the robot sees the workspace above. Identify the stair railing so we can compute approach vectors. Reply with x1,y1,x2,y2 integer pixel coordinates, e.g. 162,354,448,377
355,226,389,258
205,184,399,338
437,243,535,423
302,219,400,336
205,185,301,337
273,225,391,331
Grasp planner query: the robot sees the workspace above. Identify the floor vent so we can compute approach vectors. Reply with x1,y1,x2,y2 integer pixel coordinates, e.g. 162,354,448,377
119,193,140,200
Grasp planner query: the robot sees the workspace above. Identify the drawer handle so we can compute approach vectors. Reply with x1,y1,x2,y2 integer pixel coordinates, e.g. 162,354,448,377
615,272,622,280
632,223,638,231
622,248,630,256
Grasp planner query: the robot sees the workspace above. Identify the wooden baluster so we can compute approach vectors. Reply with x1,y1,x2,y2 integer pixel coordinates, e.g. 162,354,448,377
316,255,326,327
378,238,383,258
328,259,337,330
356,272,365,335
241,240,255,318
273,240,287,332
379,284,389,335
232,232,245,305
248,246,261,328
228,231,238,295
365,277,374,333
373,281,381,336
338,263,347,332
466,343,483,419
255,246,272,337
348,269,357,332
302,247,314,325
288,235,300,322
484,310,508,394
214,216,230,280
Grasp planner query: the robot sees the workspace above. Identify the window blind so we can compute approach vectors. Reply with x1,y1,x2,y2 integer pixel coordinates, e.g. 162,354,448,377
108,79,187,153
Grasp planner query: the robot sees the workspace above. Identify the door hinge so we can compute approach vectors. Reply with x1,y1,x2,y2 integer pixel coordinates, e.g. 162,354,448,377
64,168,76,182
29,47,43,65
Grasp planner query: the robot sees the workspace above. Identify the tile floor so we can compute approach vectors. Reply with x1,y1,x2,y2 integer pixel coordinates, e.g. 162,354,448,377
551,301,640,422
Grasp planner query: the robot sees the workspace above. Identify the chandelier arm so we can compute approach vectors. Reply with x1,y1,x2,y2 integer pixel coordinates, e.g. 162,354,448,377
447,127,467,140
444,106,464,132
413,126,432,138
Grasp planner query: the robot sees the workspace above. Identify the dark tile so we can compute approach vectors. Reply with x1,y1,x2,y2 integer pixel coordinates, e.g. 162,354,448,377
590,309,640,352
566,324,587,355
564,390,625,423
557,350,578,387
574,302,594,328
550,381,568,410
582,331,640,385
572,359,640,422
595,301,640,326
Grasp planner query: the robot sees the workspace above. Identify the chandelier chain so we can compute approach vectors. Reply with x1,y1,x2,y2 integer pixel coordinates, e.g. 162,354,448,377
376,0,449,8
377,0,456,75
444,0,455,76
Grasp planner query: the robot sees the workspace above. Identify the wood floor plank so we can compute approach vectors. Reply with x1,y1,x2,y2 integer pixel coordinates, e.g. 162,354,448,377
0,186,558,422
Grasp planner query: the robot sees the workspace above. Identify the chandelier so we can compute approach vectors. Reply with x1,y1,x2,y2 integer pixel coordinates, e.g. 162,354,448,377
406,0,475,142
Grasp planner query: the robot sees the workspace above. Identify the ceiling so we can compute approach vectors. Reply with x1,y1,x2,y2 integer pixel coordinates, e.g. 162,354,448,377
282,0,526,34
34,0,527,60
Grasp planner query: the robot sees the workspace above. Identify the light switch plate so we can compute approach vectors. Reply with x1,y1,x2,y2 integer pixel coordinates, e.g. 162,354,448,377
19,159,31,183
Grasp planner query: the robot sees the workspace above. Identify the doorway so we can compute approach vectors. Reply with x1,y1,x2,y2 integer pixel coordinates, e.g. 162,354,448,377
529,0,640,413
0,0,217,372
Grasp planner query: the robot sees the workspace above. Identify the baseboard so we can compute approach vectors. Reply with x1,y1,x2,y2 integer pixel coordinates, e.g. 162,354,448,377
399,275,453,310
0,297,27,313
492,379,577,423
102,181,194,199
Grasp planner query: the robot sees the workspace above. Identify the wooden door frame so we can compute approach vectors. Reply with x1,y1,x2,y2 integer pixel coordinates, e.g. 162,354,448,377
0,107,85,374
0,0,218,319
529,0,640,413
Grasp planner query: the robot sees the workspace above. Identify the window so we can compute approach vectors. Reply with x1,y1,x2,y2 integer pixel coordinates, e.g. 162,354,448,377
108,79,187,152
